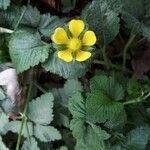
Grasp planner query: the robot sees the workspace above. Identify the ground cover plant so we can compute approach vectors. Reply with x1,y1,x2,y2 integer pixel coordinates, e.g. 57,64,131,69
0,0,150,149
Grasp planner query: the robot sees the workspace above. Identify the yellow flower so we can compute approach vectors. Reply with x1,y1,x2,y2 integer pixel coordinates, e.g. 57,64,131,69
51,19,97,62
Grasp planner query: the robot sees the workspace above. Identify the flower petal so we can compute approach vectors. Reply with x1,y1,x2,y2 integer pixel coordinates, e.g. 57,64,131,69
57,50,73,62
82,31,96,46
69,19,85,38
76,50,91,62
51,27,69,44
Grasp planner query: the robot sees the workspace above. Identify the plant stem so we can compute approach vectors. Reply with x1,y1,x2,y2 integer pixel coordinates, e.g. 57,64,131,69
101,46,110,69
25,119,31,144
122,34,136,70
33,81,46,93
16,82,33,150
123,92,150,105
0,27,13,34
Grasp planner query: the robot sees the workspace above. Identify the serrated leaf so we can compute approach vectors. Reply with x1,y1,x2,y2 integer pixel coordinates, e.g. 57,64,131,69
42,52,88,79
21,6,41,28
82,0,120,45
39,13,64,37
21,137,40,150
70,118,85,139
0,136,9,150
9,31,50,73
5,121,33,137
86,92,124,123
0,98,19,114
27,93,54,125
127,126,150,150
122,0,150,39
90,75,124,101
0,0,10,10
0,87,5,100
76,124,110,150
0,110,9,135
34,124,61,142
68,92,86,118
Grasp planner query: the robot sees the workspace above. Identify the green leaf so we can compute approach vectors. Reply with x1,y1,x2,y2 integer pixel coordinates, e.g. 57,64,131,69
122,0,150,39
0,0,10,10
127,126,150,150
0,110,9,135
39,13,64,37
27,92,54,125
61,0,76,13
76,124,110,150
90,75,124,101
0,136,8,150
0,87,5,100
9,31,50,73
5,121,33,137
34,124,61,142
86,92,124,123
20,6,41,28
42,52,88,79
82,0,120,45
63,79,83,96
68,92,86,118
21,137,40,150
70,118,85,139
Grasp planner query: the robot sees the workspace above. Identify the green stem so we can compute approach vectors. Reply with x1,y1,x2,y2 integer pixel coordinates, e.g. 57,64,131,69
25,119,31,144
122,34,136,70
16,82,33,150
101,46,110,69
33,81,46,93
123,92,150,105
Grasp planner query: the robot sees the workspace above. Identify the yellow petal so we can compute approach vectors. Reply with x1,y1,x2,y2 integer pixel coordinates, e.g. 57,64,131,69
82,31,96,46
57,50,73,62
76,50,91,62
69,19,85,38
51,27,69,44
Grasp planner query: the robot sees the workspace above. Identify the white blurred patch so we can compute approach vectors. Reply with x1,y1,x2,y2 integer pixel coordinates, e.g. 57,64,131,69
0,68,20,103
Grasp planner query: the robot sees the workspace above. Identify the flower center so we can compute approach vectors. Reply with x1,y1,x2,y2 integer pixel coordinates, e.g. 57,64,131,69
68,38,81,51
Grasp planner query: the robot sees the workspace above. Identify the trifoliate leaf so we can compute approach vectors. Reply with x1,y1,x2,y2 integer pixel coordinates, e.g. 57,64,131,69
0,87,5,100
9,31,50,73
86,92,124,123
70,118,85,139
90,75,124,101
82,0,120,45
42,52,88,79
27,93,54,125
34,124,61,142
127,126,150,150
0,136,9,150
0,0,10,10
0,110,9,135
21,137,40,150
68,92,86,119
5,121,33,137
